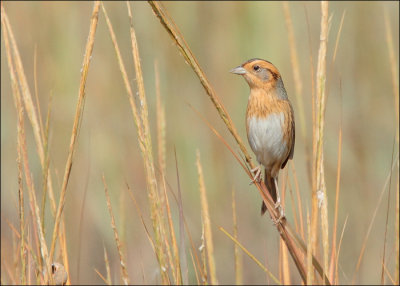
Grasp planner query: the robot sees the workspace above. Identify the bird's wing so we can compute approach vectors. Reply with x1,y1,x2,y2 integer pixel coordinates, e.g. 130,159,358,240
281,103,295,169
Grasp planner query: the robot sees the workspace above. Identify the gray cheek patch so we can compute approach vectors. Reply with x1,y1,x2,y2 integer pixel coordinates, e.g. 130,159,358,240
259,69,269,81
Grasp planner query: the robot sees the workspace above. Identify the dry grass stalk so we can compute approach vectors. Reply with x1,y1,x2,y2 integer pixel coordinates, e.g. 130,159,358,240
287,180,300,234
282,2,308,159
303,4,317,190
332,11,346,64
161,172,182,284
154,62,179,283
380,141,396,285
4,220,40,280
232,189,243,285
33,46,45,147
313,1,330,283
5,8,72,279
329,79,343,282
94,268,109,284
126,185,157,255
335,215,348,284
304,6,320,278
281,240,291,285
383,263,396,285
383,9,400,283
199,223,208,284
280,170,291,285
40,92,52,234
2,254,16,285
100,3,144,141
49,1,100,267
16,76,52,285
219,227,280,284
306,209,313,285
17,85,26,285
1,3,58,216
103,244,112,285
352,155,399,283
155,61,167,176
290,162,305,240
102,3,169,281
384,8,399,128
33,47,51,234
126,2,168,282
102,175,130,285
196,151,218,285
384,7,400,284
1,8,52,283
189,251,200,284
173,152,190,284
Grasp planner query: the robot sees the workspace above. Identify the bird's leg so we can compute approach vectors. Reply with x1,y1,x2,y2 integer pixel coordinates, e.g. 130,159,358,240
249,165,262,185
273,177,285,224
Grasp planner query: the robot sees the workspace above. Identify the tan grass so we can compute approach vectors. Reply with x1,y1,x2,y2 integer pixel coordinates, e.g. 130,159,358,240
103,243,112,285
232,189,243,285
1,4,58,218
280,170,291,285
304,4,317,189
290,162,305,240
199,223,208,284
161,171,182,284
196,151,218,285
384,9,399,284
1,7,52,283
313,2,330,284
384,8,399,128
329,79,343,282
219,227,280,284
154,61,180,283
49,1,101,268
173,151,190,284
126,184,157,256
352,155,399,283
126,1,169,281
155,61,167,176
102,175,130,285
380,140,396,284
94,268,109,284
102,3,169,281
306,209,313,285
335,215,348,284
282,2,309,166
17,87,26,285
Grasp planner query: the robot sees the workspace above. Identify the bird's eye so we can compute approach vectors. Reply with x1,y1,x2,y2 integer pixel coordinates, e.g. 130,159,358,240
253,65,260,71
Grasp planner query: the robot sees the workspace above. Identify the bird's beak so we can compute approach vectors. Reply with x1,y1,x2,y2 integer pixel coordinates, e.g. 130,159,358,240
230,66,247,75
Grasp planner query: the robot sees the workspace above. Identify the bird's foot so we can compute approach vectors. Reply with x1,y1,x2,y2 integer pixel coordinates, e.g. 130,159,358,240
273,197,285,225
249,166,262,185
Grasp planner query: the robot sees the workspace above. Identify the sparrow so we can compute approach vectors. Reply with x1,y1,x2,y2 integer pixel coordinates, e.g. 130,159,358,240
230,58,295,216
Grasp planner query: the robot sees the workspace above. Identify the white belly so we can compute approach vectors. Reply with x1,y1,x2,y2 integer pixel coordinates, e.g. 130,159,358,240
247,112,287,170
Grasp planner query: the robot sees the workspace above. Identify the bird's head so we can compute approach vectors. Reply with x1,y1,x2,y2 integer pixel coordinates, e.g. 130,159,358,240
230,58,281,89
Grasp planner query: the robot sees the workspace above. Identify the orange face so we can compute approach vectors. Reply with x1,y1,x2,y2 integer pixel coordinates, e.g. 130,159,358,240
230,58,281,89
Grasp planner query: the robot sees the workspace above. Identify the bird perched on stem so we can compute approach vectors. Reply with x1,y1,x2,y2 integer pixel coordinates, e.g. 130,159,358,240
230,58,295,218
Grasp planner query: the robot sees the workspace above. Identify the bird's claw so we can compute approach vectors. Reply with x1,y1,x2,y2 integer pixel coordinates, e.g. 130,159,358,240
273,197,285,225
249,166,262,185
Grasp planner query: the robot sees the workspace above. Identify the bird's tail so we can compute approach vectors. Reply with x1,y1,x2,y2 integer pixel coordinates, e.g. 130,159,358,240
261,169,277,215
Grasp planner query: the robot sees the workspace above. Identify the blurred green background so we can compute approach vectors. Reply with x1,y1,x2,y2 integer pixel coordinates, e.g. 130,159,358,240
1,1,399,284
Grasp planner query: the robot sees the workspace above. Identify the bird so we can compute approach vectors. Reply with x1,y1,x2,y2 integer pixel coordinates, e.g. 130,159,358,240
230,58,295,216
